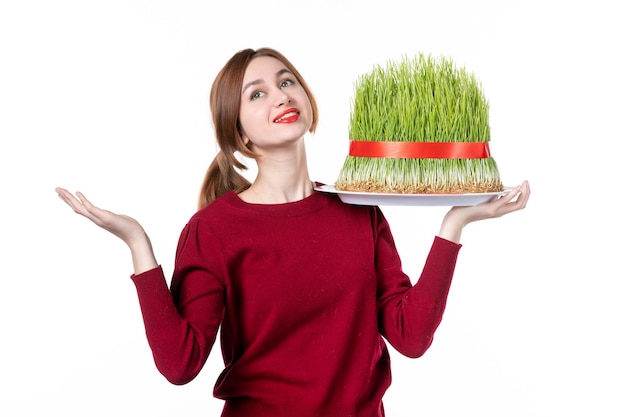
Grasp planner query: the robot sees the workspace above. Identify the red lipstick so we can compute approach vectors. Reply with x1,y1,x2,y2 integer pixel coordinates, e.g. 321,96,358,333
273,108,300,123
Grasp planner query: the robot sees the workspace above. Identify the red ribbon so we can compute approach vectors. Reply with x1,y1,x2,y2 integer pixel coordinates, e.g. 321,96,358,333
348,140,492,159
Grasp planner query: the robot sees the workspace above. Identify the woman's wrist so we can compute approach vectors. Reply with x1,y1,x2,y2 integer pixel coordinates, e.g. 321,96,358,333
128,232,158,274
438,210,466,244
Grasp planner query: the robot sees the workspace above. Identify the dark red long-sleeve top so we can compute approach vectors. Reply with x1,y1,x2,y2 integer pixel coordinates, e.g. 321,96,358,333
131,189,461,417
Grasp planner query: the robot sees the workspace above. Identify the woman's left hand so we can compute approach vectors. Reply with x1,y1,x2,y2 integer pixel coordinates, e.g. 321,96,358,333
438,180,531,243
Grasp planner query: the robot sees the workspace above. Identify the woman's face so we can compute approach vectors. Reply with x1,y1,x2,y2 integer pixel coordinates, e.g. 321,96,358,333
238,56,313,151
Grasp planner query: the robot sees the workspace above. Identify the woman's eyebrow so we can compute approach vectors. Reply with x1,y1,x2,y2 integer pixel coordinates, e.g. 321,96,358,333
242,79,262,95
276,68,292,77
242,69,293,94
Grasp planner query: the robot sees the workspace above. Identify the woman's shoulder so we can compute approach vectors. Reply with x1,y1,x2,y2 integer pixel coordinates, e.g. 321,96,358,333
188,190,239,221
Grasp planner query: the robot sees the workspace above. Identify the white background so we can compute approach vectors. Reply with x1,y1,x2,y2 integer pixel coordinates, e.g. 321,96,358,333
1,1,624,416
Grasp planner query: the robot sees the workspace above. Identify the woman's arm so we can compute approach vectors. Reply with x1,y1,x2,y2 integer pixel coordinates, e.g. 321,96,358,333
438,180,531,243
55,187,158,274
56,187,221,384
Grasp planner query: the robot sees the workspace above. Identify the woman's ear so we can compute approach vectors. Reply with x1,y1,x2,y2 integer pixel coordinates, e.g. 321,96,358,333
239,132,254,153
238,123,251,145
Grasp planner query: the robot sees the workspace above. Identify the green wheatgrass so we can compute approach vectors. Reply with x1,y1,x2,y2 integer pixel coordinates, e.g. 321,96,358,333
336,53,503,193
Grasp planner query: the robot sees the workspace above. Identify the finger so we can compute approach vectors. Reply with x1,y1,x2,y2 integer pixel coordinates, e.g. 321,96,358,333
75,191,97,211
515,183,531,209
56,189,85,212
75,195,118,227
56,188,104,222
55,187,73,204
71,191,106,218
510,181,530,204
502,185,522,201
500,183,530,214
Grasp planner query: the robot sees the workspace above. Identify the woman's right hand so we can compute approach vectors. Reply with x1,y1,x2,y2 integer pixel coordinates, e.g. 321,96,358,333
55,187,158,274
55,187,144,244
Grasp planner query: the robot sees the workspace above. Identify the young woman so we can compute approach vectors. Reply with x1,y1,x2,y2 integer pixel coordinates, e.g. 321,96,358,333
56,47,530,416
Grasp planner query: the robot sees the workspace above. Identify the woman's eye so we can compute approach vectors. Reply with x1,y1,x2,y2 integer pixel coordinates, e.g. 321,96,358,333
251,91,264,100
280,79,294,88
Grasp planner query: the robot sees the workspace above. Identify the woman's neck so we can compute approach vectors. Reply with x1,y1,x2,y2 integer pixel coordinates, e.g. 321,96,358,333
239,145,313,204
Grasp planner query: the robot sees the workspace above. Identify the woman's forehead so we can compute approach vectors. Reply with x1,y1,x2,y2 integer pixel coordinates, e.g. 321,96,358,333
245,56,287,78
242,56,290,92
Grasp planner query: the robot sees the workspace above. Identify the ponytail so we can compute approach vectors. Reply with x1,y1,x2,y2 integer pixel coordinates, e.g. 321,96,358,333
198,150,251,209
198,48,256,210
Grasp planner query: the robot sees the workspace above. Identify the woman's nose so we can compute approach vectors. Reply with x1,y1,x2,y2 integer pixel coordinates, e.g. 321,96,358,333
276,91,291,107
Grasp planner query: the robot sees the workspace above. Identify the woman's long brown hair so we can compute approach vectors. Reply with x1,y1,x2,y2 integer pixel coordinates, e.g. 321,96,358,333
197,48,319,209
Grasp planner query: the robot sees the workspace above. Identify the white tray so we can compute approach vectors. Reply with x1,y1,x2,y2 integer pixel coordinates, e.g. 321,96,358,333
315,184,511,206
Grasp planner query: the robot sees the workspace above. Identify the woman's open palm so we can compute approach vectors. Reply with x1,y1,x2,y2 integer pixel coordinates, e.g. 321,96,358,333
55,187,145,246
